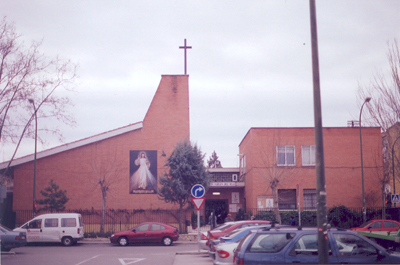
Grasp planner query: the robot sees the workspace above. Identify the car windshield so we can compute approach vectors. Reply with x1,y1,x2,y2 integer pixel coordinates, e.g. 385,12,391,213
224,228,245,238
214,223,234,231
236,232,253,252
225,226,269,240
0,224,11,232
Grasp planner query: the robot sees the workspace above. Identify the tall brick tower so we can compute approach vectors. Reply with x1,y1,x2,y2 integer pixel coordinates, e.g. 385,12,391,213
142,74,190,151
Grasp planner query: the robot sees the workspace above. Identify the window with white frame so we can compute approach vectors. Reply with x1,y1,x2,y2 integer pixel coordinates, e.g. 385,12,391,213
303,189,317,209
302,145,316,166
277,146,295,166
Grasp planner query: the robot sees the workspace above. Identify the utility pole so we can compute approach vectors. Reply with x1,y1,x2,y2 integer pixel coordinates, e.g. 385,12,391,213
28,99,38,218
309,0,329,263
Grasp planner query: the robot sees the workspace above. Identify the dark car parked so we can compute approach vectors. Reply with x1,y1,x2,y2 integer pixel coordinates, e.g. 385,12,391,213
233,226,400,264
110,222,179,246
0,224,27,252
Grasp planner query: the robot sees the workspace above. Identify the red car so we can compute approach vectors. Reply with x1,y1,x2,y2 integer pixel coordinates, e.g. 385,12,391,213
110,222,179,246
207,220,270,247
350,219,400,232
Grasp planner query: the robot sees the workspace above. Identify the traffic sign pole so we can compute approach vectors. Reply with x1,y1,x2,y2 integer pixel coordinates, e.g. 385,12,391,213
191,184,205,252
197,209,200,252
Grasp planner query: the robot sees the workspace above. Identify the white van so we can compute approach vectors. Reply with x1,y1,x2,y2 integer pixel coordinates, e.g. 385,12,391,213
13,213,84,246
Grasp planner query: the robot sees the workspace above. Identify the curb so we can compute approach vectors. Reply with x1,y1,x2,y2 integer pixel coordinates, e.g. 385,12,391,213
1,251,16,255
175,251,208,255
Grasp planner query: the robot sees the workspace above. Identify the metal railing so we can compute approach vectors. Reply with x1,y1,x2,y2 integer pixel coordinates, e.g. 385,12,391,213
243,207,400,228
12,208,195,234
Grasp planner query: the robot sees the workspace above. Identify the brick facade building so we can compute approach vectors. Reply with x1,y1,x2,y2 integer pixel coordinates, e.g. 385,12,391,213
238,127,384,211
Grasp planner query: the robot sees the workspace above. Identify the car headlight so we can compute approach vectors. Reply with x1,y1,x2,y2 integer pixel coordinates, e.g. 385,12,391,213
111,234,115,238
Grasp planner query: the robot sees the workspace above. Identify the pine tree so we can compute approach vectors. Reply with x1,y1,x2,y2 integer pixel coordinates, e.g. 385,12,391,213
37,180,69,212
158,140,209,233
207,150,222,168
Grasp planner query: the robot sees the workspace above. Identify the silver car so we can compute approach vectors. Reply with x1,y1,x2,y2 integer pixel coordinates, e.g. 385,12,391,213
0,224,27,252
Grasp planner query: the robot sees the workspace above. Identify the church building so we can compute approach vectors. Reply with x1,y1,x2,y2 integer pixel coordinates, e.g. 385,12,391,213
1,75,192,225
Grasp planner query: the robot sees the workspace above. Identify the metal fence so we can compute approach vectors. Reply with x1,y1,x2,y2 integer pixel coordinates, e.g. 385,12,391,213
244,207,400,228
8,206,400,234
12,208,195,234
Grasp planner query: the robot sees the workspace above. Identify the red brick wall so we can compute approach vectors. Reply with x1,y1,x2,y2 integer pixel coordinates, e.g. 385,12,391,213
240,127,383,209
13,75,190,211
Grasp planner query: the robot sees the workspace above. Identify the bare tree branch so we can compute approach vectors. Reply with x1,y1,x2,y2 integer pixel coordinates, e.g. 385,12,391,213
358,39,400,132
90,142,124,234
0,16,77,164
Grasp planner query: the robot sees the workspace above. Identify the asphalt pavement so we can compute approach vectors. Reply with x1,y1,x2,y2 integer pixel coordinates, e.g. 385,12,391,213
83,236,214,265
1,236,213,265
173,251,211,265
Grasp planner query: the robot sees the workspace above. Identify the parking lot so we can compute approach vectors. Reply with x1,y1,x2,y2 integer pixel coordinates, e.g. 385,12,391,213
1,240,213,265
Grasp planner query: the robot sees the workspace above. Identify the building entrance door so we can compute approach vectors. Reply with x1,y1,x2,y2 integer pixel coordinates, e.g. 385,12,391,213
205,199,229,225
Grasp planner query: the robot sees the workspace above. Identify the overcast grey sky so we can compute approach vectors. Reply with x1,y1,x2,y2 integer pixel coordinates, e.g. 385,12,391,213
1,0,399,167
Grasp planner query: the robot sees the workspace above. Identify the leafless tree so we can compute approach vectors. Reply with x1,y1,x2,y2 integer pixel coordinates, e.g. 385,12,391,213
254,131,299,224
90,142,124,234
358,39,400,132
0,17,77,173
358,39,400,196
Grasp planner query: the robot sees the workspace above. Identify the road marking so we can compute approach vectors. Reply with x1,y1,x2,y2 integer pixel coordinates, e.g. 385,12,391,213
75,255,101,265
118,258,146,264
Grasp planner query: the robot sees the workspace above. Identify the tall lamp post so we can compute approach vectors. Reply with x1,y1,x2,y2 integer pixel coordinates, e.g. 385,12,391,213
359,97,371,223
28,99,38,218
392,135,400,207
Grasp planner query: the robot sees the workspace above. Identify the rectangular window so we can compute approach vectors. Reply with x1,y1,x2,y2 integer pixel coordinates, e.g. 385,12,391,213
302,145,316,166
150,224,166,231
278,189,296,209
290,234,332,256
240,155,246,177
277,146,295,166
303,189,317,209
61,218,77,227
44,218,58,227
28,219,42,229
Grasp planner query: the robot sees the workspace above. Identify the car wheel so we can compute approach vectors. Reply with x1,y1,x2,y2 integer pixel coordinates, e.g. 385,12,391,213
118,237,128,246
162,236,173,246
62,236,73,246
1,243,11,252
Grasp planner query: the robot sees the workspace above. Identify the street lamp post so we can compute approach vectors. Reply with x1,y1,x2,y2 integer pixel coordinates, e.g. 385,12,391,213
359,97,371,223
392,135,400,207
28,99,38,218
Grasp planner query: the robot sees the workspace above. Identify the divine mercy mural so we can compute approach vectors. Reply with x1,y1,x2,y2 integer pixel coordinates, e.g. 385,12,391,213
129,150,157,194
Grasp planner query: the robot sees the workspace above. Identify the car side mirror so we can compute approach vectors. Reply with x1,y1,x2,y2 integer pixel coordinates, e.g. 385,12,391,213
367,226,372,229
132,229,136,232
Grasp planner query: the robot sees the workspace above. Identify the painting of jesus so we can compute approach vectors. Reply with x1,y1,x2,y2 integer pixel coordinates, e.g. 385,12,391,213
129,150,157,194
